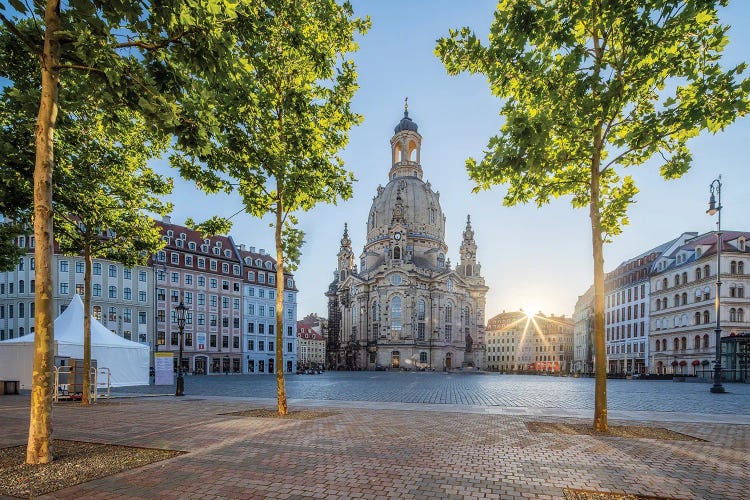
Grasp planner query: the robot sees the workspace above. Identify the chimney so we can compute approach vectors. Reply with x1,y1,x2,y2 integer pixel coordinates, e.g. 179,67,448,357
249,246,256,253
259,248,265,255
238,244,246,251
162,215,172,224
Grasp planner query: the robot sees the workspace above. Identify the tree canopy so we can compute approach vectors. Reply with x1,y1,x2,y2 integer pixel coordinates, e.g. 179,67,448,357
437,0,749,431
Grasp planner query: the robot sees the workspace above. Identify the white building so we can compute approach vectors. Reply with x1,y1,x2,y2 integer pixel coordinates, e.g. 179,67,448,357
603,233,696,374
0,235,154,347
240,247,297,374
649,231,749,375
573,285,594,374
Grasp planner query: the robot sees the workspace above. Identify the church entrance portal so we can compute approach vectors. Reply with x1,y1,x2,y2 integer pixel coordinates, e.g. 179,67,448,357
445,353,452,370
391,351,400,369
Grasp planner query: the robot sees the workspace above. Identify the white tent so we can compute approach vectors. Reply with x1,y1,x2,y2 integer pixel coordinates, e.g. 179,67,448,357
0,295,149,388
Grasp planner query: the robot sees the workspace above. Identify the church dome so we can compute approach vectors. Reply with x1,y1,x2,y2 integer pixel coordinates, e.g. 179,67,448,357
365,176,445,246
394,110,418,134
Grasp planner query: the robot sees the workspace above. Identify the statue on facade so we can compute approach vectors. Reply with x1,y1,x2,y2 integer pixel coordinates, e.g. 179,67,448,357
465,332,473,353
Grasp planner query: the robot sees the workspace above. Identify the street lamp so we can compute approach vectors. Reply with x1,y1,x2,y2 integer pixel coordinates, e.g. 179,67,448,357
707,177,725,394
175,300,187,396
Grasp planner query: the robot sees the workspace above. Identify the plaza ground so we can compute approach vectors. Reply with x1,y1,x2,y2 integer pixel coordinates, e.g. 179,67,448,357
1,373,748,499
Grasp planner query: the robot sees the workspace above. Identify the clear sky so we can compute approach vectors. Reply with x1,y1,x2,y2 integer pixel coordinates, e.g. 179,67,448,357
157,0,750,321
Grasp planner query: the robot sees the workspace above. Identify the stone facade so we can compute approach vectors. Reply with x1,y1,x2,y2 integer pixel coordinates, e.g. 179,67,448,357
573,285,594,374
649,231,750,375
326,108,488,371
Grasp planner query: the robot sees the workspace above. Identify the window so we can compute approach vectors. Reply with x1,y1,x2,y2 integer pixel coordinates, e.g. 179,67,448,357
75,261,84,273
109,265,117,277
287,342,293,353
210,295,217,307
198,293,205,306
124,287,132,300
60,282,69,294
93,263,101,275
234,298,240,310
139,270,147,282
696,267,702,280
198,258,205,269
222,263,229,273
210,278,217,289
247,322,255,334
210,260,217,271
222,336,229,348
171,253,179,264
703,334,710,348
139,311,147,325
123,309,131,323
93,306,102,321
139,291,147,302
60,260,69,272
210,335,217,348
171,272,179,283
185,274,193,285
158,310,166,323
248,271,255,281
93,283,101,297
248,339,254,350
75,283,84,295
233,336,240,349
222,280,229,290
198,276,205,286
287,326,293,336
109,286,117,298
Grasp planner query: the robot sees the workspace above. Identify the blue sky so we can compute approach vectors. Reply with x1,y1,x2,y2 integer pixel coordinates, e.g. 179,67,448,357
160,0,750,320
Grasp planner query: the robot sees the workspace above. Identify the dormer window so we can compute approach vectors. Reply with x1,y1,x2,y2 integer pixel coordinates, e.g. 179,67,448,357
213,248,220,255
739,238,746,251
179,233,186,240
224,249,231,257
216,241,222,248
696,248,702,258
245,257,252,265
264,261,272,270
175,239,183,248
188,242,196,250
167,230,173,237
204,239,210,245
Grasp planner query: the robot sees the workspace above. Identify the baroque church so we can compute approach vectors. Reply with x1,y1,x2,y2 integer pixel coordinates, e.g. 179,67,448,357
326,105,489,371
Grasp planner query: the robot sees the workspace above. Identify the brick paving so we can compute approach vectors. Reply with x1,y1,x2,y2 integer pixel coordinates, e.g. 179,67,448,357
0,390,748,500
113,372,750,415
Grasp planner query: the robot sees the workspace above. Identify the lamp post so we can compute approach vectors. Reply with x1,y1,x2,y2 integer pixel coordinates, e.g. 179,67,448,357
175,300,187,396
707,177,725,394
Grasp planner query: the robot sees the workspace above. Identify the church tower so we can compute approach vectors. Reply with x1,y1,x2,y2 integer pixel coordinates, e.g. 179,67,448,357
457,215,482,279
389,98,423,181
337,223,355,281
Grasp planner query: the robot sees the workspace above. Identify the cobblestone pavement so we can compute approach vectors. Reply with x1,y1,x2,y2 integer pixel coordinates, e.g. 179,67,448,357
0,395,748,500
114,372,750,415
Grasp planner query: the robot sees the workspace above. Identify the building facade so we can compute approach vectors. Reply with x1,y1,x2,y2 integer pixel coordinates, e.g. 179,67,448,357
485,311,524,372
239,246,298,374
603,235,696,374
297,314,326,368
326,108,489,371
649,231,749,376
0,235,154,350
486,311,573,373
573,285,594,374
154,218,244,375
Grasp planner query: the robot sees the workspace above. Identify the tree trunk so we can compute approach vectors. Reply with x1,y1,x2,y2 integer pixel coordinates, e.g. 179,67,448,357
590,141,608,434
82,242,92,405
274,199,288,415
27,0,62,465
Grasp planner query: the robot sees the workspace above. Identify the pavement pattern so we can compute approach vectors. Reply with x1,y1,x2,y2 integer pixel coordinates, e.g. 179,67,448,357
0,374,747,499
115,372,750,415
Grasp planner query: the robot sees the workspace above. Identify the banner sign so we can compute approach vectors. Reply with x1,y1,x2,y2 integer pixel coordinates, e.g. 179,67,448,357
197,332,206,351
154,352,174,386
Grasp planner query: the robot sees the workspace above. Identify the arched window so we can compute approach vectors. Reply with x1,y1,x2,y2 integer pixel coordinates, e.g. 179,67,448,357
703,334,710,348
352,305,358,323
730,261,737,274
739,308,745,322
465,264,472,277
739,261,745,274
695,267,702,280
694,312,701,325
673,338,679,351
662,277,668,289
681,292,687,305
738,285,745,298
674,294,680,307
681,337,686,350
390,296,402,333
674,275,680,286
393,246,401,260
662,298,667,309
694,335,700,349
372,301,379,321
703,310,710,324
444,303,453,342
417,300,426,321
655,339,661,351
704,264,710,277
681,272,688,283
656,299,661,311
18,280,24,294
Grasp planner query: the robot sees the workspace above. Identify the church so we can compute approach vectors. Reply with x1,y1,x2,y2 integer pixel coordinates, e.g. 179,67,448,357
325,105,489,371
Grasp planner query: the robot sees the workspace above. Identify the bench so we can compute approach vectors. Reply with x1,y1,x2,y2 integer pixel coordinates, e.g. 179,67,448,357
0,380,20,395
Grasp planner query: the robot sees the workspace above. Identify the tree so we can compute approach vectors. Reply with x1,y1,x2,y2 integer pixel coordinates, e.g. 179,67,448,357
174,0,369,415
437,0,749,431
1,0,245,464
53,101,172,406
